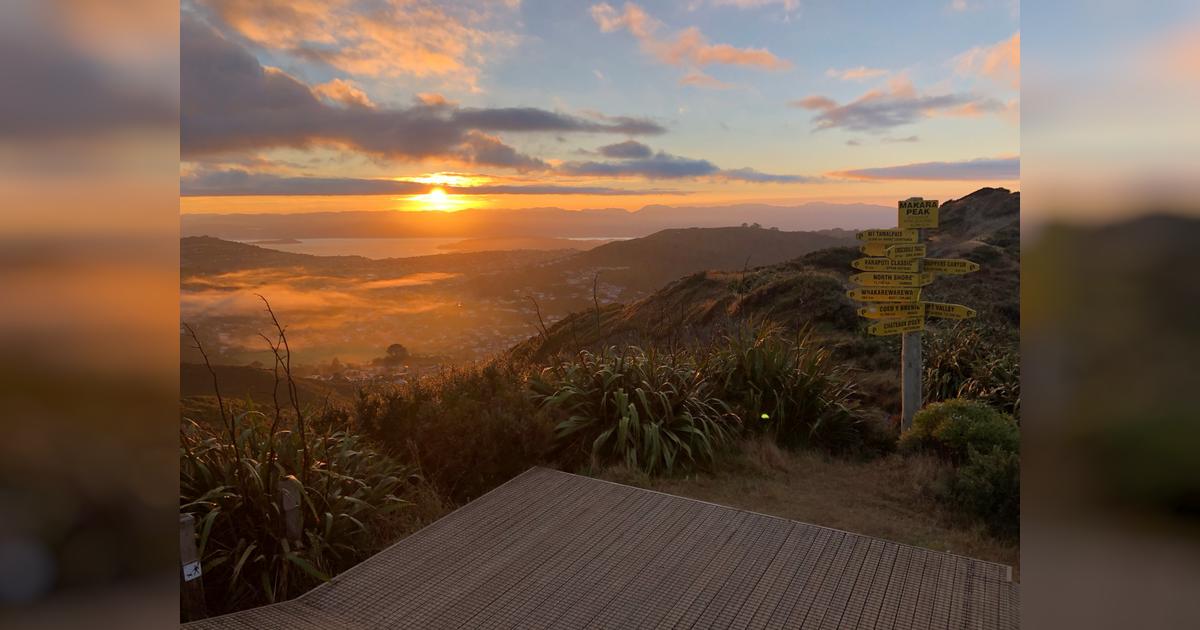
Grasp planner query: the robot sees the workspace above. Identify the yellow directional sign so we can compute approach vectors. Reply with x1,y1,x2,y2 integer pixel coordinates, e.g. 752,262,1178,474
868,316,925,336
846,287,922,303
858,303,924,320
922,301,977,319
856,229,918,244
885,243,927,260
923,258,980,274
898,198,939,229
859,242,889,256
850,272,933,287
851,257,920,273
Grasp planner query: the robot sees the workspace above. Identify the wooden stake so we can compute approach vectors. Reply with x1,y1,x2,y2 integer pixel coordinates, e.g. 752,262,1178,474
280,474,303,544
900,227,925,432
180,513,208,621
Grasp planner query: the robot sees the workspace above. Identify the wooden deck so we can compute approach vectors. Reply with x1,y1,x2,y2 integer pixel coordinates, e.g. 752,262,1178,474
185,467,1019,629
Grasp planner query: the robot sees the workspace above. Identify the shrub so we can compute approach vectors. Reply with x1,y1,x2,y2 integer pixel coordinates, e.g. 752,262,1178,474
923,323,1020,416
356,361,556,502
899,398,1018,464
711,323,862,452
179,414,423,617
530,347,738,474
944,445,1020,539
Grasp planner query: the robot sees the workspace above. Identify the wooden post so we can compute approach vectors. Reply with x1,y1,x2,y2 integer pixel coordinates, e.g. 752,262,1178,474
180,513,207,621
279,474,303,544
900,227,926,432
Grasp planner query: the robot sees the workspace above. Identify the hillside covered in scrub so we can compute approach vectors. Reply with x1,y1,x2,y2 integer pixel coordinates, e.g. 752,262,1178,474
509,188,1020,416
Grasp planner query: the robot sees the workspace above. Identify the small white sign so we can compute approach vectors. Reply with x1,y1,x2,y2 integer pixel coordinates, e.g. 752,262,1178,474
183,561,203,582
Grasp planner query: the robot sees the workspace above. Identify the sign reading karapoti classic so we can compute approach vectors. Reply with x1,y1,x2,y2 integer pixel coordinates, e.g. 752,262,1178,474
851,257,921,273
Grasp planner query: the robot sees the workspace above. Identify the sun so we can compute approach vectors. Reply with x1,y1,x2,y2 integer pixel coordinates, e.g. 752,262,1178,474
409,186,467,212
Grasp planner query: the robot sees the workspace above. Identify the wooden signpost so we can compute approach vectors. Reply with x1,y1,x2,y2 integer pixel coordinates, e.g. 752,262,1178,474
848,197,980,431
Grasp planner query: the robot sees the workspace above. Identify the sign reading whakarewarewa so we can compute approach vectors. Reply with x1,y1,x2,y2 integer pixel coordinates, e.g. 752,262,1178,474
844,196,983,431
846,287,922,302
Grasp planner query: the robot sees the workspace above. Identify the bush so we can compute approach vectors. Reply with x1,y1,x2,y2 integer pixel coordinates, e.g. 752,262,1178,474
899,398,1018,464
945,445,1020,539
531,347,738,474
356,361,556,502
711,323,863,452
923,323,1020,416
179,415,423,617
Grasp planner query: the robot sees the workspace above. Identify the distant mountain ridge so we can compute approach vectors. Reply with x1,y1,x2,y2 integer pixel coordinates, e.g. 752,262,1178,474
181,201,894,240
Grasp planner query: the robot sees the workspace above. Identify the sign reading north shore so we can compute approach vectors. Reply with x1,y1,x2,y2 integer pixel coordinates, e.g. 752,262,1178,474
923,301,977,319
858,302,924,319
851,257,921,273
885,243,927,260
846,287,922,303
898,198,939,229
923,258,981,274
856,229,918,244
868,316,925,336
850,272,933,288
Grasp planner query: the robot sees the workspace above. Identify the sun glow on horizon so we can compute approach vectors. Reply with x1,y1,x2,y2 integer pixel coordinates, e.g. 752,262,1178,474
407,186,470,212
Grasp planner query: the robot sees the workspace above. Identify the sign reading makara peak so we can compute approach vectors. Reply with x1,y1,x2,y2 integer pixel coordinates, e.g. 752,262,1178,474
845,197,982,431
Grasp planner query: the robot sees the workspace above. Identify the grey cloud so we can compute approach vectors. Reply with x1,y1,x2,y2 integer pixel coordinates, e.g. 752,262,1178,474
597,140,654,159
791,88,1003,132
718,168,819,183
561,152,720,179
832,156,1019,180
561,151,814,183
181,16,662,167
882,135,920,143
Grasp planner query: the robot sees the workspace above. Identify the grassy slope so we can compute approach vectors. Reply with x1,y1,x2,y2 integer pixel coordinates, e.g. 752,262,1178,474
601,439,1019,576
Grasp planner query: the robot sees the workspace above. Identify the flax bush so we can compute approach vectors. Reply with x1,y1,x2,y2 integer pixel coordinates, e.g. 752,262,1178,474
179,413,422,618
710,323,862,452
531,347,738,474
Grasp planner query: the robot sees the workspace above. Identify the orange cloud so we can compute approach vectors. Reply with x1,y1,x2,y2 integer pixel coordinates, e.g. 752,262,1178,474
196,0,518,89
956,32,1020,89
825,66,888,81
679,71,735,89
312,78,374,107
591,2,790,77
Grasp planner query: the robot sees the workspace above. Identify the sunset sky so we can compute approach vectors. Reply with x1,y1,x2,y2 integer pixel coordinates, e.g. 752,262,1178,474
180,0,1019,215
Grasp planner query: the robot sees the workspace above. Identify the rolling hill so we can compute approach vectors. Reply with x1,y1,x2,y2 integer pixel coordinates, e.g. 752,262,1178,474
509,187,1019,366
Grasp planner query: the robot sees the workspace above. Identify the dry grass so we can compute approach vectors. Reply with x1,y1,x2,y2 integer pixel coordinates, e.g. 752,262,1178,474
598,437,1019,579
